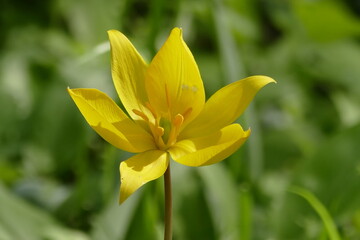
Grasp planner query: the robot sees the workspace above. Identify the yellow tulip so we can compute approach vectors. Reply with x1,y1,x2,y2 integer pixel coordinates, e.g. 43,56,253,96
68,28,275,204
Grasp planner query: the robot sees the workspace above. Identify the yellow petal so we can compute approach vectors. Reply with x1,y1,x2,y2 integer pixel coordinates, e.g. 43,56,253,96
108,30,149,120
180,75,275,139
68,88,155,152
169,124,250,167
145,28,205,123
119,150,169,203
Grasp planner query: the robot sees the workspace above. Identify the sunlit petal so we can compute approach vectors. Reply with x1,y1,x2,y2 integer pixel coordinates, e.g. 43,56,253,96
180,75,275,139
108,30,149,120
68,88,155,152
169,124,250,167
119,150,169,203
145,28,205,123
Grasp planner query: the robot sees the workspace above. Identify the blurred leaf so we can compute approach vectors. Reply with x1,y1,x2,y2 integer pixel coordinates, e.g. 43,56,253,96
212,0,267,183
91,192,141,240
332,91,360,128
57,0,125,46
172,164,216,240
198,164,240,239
171,162,216,240
275,124,360,239
124,185,162,240
239,187,253,240
292,0,360,42
212,0,245,82
0,183,88,240
297,41,360,95
297,124,360,216
289,186,341,240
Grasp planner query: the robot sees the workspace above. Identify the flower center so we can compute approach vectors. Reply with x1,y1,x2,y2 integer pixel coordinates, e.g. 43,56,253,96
132,104,191,150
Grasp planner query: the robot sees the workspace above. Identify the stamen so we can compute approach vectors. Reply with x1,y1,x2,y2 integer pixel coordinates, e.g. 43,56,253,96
145,102,157,119
155,126,166,149
165,84,171,108
166,114,184,146
132,109,149,121
182,108,193,121
156,126,164,137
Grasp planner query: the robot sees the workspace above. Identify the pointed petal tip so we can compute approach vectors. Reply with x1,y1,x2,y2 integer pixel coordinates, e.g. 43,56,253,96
118,151,169,204
244,127,251,135
67,87,73,95
66,87,81,96
234,124,251,138
266,76,277,84
119,193,127,204
107,29,119,35
170,124,251,167
251,75,277,84
171,27,182,37
241,75,276,93
107,29,127,42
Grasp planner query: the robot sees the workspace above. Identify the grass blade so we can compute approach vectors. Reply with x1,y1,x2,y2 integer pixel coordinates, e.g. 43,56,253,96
289,186,341,240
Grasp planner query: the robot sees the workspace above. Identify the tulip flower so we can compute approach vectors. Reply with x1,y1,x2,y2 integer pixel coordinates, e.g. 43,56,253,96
68,27,275,240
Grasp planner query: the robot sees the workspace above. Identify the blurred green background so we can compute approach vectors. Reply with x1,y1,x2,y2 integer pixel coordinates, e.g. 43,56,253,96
1,0,360,239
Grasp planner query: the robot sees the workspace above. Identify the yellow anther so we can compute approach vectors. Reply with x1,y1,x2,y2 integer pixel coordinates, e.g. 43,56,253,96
154,126,166,149
173,114,184,128
164,114,184,147
132,109,149,121
156,126,164,137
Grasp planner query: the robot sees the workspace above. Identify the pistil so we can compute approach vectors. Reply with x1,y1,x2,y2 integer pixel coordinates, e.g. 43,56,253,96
166,114,183,146
132,104,190,150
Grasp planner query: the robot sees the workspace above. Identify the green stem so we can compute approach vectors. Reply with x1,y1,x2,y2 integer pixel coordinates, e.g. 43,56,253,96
164,166,172,240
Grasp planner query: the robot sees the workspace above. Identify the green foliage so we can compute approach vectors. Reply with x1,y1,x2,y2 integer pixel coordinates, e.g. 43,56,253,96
289,186,341,240
1,0,360,239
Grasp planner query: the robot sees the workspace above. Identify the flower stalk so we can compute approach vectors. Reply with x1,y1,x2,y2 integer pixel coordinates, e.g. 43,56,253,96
164,165,172,240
